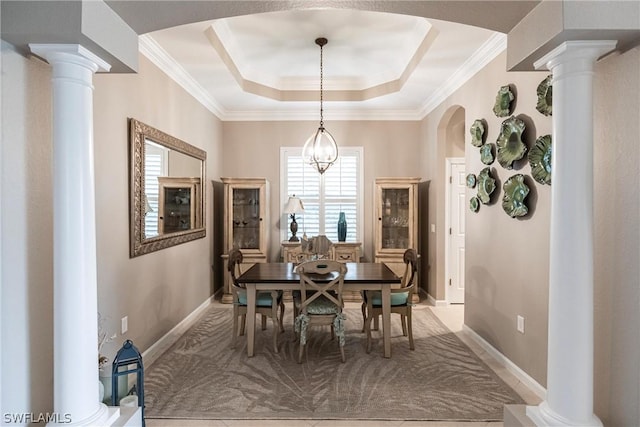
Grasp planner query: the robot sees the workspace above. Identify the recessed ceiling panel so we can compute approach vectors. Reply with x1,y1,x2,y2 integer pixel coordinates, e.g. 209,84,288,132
147,9,501,120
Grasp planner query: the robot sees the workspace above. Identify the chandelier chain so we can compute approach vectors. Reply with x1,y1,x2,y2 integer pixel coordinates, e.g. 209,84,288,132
319,41,324,127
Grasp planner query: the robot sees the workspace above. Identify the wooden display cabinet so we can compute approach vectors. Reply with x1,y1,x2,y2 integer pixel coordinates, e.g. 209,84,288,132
221,178,269,303
157,177,201,234
374,177,421,303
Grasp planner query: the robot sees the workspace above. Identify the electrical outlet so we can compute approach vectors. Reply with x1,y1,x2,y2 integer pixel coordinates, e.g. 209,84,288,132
121,316,128,334
517,315,525,334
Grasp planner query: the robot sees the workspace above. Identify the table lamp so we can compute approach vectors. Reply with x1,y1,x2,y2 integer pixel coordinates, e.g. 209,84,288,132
284,195,305,242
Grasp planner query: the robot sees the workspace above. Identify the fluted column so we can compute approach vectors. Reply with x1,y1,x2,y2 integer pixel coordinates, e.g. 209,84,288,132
526,40,616,427
29,44,111,426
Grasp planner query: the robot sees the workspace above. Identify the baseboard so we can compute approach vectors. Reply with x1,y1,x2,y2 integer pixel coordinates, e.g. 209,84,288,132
462,324,546,400
426,293,449,306
142,295,215,367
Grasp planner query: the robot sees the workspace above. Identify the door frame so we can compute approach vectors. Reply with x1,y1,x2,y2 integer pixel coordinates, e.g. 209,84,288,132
444,157,465,304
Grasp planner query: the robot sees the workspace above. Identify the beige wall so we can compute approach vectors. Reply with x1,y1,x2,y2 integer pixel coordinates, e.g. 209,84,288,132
92,54,224,357
420,51,553,385
1,41,55,420
446,107,466,158
221,120,423,263
592,47,640,427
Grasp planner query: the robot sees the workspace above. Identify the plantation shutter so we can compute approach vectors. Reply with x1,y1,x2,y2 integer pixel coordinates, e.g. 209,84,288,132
286,154,320,237
282,147,362,242
144,142,168,238
323,155,358,242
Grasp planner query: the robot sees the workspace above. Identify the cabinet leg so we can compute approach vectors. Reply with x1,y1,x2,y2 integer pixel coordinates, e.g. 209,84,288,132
410,292,420,304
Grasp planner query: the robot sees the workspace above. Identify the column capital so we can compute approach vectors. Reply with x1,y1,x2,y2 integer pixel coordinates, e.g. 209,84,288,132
534,40,617,71
29,43,111,73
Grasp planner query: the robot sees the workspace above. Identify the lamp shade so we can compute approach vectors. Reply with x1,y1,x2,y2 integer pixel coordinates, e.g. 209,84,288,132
284,196,305,214
144,194,153,214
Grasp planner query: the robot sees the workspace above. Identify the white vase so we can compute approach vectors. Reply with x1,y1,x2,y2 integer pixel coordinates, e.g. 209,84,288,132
98,380,105,402
99,369,129,405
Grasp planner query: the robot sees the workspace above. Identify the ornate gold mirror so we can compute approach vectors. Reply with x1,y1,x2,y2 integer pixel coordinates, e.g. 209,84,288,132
129,118,206,257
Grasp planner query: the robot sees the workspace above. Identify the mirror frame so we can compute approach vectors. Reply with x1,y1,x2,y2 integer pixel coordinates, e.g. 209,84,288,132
129,118,206,257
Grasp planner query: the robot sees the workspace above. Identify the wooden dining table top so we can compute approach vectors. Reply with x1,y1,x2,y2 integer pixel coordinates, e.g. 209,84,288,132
238,262,400,284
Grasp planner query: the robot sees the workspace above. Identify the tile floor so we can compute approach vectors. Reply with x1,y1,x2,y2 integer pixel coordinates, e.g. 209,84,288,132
146,303,542,427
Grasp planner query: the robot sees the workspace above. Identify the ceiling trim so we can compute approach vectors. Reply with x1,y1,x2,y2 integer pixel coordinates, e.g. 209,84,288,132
204,20,438,101
221,108,425,122
139,32,507,122
139,34,226,118
418,32,507,117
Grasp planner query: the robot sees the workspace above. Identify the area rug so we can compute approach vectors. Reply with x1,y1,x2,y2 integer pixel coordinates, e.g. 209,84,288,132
144,304,524,421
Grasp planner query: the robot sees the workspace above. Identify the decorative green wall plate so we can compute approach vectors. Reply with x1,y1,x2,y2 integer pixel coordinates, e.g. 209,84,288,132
466,173,477,188
470,119,485,147
470,196,480,213
496,116,527,170
502,174,530,217
529,134,552,185
477,167,496,205
493,85,514,117
536,75,552,116
480,143,495,165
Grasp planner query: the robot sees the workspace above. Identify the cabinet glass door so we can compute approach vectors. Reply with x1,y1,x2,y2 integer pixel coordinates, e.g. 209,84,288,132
161,186,192,233
232,188,260,249
381,188,410,250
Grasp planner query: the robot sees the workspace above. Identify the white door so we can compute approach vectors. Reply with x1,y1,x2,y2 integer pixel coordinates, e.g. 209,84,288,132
446,159,466,304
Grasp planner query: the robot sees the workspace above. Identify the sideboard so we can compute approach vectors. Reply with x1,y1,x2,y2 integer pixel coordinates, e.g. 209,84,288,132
281,240,362,301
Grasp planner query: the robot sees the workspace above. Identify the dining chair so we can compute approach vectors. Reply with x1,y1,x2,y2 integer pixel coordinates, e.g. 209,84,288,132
363,248,418,353
293,260,348,363
293,235,335,319
228,248,285,353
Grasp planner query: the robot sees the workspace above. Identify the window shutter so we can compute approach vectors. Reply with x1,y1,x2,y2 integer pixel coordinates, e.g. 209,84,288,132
282,147,361,242
144,143,168,238
323,155,358,241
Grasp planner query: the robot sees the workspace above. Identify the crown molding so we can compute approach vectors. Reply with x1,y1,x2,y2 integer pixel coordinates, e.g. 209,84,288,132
138,32,505,122
418,32,507,117
222,108,423,122
138,34,226,119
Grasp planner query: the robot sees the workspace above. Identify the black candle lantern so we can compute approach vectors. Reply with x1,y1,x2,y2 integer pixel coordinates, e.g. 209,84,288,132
112,340,145,425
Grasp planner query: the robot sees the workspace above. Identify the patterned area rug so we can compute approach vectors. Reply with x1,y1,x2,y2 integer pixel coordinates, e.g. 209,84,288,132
145,304,523,421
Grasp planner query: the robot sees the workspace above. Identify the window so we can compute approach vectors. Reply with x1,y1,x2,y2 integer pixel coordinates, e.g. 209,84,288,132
281,147,363,242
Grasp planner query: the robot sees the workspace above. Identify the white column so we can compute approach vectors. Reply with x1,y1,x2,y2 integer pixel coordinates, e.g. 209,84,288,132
29,44,111,426
527,40,616,427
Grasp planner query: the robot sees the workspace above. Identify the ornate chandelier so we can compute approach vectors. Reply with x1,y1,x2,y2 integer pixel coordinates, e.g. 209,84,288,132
302,37,338,174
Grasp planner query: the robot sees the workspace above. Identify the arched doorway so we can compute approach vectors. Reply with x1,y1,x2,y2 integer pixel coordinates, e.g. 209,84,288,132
437,105,466,304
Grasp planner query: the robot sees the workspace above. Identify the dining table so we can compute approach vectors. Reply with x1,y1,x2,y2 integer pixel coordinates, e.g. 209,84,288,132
237,262,401,358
